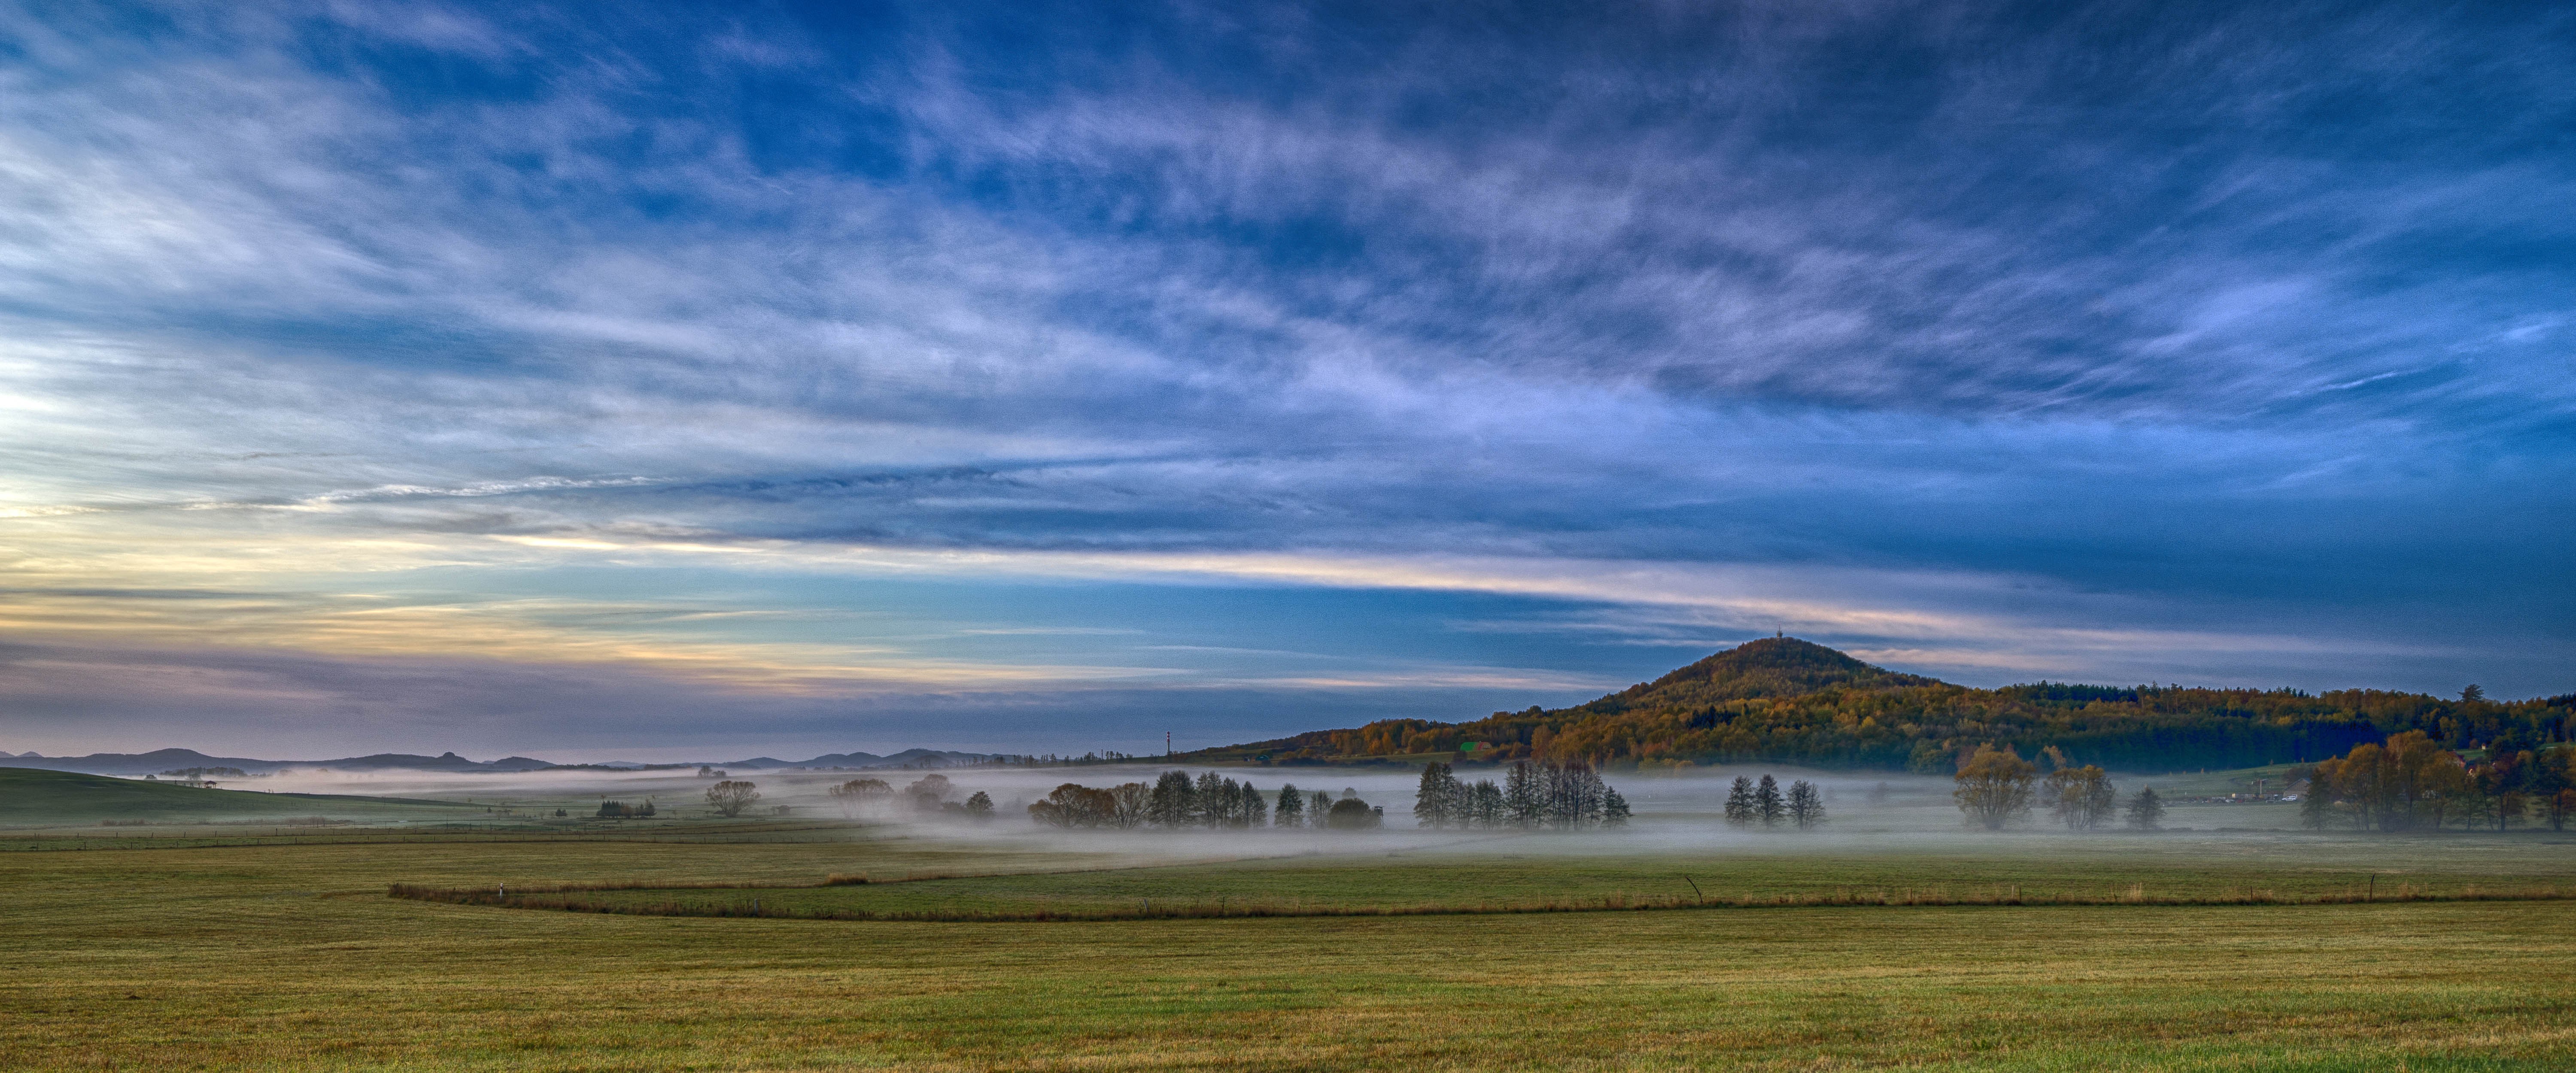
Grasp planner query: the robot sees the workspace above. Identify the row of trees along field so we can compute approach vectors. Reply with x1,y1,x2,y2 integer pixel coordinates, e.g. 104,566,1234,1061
2300,732,2575,831
1182,638,2574,773
1412,761,1631,829
1027,771,1387,830
1947,745,2169,831
824,774,997,820
1722,775,1826,829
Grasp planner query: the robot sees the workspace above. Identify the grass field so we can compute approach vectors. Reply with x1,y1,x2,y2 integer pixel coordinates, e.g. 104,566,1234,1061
7,819,2576,1070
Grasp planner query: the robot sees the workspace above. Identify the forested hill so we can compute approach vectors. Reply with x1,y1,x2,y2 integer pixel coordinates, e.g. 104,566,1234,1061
1186,638,2574,773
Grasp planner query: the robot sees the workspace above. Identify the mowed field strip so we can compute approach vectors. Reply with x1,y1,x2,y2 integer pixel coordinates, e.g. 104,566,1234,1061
7,830,2576,1070
435,835,2576,920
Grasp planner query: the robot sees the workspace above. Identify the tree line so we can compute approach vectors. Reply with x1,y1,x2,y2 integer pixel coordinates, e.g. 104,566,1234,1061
1722,774,1825,829
1947,745,2167,831
1027,771,1386,830
2301,733,2573,832
825,774,996,821
1412,761,1630,829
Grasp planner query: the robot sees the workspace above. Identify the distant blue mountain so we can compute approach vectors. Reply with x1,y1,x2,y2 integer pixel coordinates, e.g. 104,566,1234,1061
721,748,1013,770
2,749,553,776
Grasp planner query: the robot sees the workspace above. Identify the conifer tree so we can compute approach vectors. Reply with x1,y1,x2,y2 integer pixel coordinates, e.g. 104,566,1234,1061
1755,774,1786,827
1603,787,1631,826
2124,785,2166,831
1724,776,1756,827
1273,782,1304,827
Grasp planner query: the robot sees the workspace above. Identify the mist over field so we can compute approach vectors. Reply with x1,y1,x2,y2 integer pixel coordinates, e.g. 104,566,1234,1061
203,761,2246,851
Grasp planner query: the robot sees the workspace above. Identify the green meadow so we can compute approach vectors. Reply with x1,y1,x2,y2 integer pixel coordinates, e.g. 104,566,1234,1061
6,768,2576,1070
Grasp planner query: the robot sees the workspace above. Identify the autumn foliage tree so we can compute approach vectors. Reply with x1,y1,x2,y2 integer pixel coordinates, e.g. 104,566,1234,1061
2041,765,2117,830
2304,734,2575,833
1027,783,1118,827
1953,745,2036,830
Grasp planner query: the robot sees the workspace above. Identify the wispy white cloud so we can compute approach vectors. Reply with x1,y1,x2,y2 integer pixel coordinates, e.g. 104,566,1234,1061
0,0,2568,755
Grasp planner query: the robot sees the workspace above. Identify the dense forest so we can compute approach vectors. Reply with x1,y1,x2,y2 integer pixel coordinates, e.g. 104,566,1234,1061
1187,638,2575,774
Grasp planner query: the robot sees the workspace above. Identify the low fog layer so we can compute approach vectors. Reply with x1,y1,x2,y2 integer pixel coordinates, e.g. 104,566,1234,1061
174,761,2282,860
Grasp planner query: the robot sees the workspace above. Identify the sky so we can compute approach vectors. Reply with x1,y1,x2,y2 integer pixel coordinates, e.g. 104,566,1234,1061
1,0,2570,761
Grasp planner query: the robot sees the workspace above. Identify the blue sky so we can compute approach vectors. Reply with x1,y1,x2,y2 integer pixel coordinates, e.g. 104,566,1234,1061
1,1,2569,759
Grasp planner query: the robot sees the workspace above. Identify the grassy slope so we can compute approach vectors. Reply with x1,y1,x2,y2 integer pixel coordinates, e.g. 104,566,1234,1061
0,766,479,825
4,834,2575,1070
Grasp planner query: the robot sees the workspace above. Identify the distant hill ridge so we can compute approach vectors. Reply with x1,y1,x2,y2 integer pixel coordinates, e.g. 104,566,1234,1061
0,767,477,824
1594,637,1935,708
1182,637,2572,773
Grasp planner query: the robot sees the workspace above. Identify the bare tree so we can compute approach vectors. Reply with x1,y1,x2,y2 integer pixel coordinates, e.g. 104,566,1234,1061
1470,779,1504,827
1786,780,1824,828
1194,771,1230,826
705,780,761,818
1234,779,1259,826
1110,782,1150,828
1146,770,1197,827
1414,762,1463,828
1504,761,1544,827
